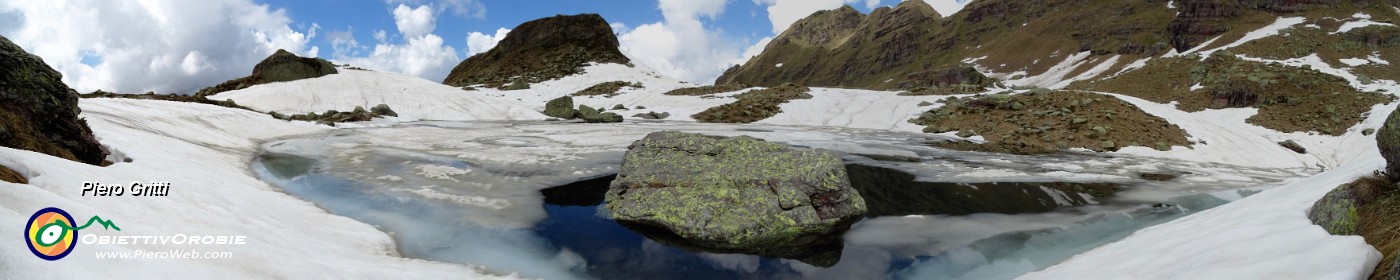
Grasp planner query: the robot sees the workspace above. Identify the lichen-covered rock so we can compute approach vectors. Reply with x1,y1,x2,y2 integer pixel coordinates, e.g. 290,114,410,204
581,112,623,123
577,104,598,119
604,131,866,266
544,96,576,119
1380,108,1400,179
370,104,397,117
0,35,106,165
284,105,396,126
1308,183,1359,235
631,111,671,120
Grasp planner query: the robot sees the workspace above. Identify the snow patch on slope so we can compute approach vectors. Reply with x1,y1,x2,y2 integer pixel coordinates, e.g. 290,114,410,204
759,88,940,133
1199,17,1306,56
209,68,543,121
1023,153,1382,280
1335,13,1396,34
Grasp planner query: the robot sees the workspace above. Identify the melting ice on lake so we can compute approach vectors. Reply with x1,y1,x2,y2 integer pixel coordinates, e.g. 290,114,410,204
253,121,1308,280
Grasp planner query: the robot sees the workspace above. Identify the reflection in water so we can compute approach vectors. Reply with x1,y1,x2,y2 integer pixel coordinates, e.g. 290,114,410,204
252,121,1297,279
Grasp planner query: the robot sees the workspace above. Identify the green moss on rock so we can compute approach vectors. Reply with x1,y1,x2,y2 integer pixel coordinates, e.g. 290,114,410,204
1309,183,1360,235
544,96,576,119
1381,108,1400,180
604,131,865,266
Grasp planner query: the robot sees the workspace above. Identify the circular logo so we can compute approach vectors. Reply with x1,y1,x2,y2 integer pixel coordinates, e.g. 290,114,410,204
26,207,77,260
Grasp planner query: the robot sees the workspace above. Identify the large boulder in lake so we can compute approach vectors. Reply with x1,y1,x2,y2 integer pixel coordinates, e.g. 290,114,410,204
604,131,866,266
197,49,337,97
0,35,106,165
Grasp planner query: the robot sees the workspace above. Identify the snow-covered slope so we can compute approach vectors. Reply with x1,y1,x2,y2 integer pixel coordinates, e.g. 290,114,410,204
1022,151,1383,280
208,68,543,121
0,99,516,279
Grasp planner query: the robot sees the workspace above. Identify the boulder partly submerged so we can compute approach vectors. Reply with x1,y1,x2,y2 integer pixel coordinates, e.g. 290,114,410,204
604,131,866,266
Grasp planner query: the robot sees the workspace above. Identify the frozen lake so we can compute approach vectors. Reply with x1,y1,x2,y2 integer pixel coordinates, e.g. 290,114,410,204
253,121,1309,279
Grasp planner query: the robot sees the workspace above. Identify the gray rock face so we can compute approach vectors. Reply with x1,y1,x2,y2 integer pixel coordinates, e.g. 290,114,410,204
370,103,397,117
1380,108,1400,180
1308,183,1359,236
631,111,671,120
581,112,622,123
544,96,576,119
252,49,338,83
604,131,866,266
0,35,106,165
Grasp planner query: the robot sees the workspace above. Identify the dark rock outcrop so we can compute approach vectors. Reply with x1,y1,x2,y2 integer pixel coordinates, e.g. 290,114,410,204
277,104,397,126
541,96,623,123
1381,108,1400,179
717,0,1383,89
0,35,106,165
197,49,337,97
631,111,671,120
1309,181,1362,235
544,96,576,119
604,131,866,266
715,1,944,89
442,14,630,88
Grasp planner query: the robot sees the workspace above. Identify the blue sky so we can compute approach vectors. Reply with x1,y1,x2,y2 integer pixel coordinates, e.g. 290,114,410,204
0,0,971,93
286,0,858,59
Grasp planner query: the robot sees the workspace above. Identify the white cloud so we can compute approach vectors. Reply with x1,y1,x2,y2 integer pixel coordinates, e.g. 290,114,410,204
373,30,388,43
336,34,459,81
658,0,728,20
737,37,773,64
385,0,484,19
331,3,460,82
326,28,364,58
618,0,765,84
465,28,510,57
753,0,863,34
0,0,317,94
392,4,436,38
753,1,974,34
921,0,974,17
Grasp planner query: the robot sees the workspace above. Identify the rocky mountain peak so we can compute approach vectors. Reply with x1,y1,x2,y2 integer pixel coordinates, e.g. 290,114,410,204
197,49,337,97
442,13,631,88
779,5,865,49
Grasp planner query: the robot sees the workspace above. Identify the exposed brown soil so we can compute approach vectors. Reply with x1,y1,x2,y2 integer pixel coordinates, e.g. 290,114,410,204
0,165,25,184
912,90,1192,154
693,85,812,123
662,84,750,96
572,81,642,97
82,90,254,111
1075,52,1391,136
